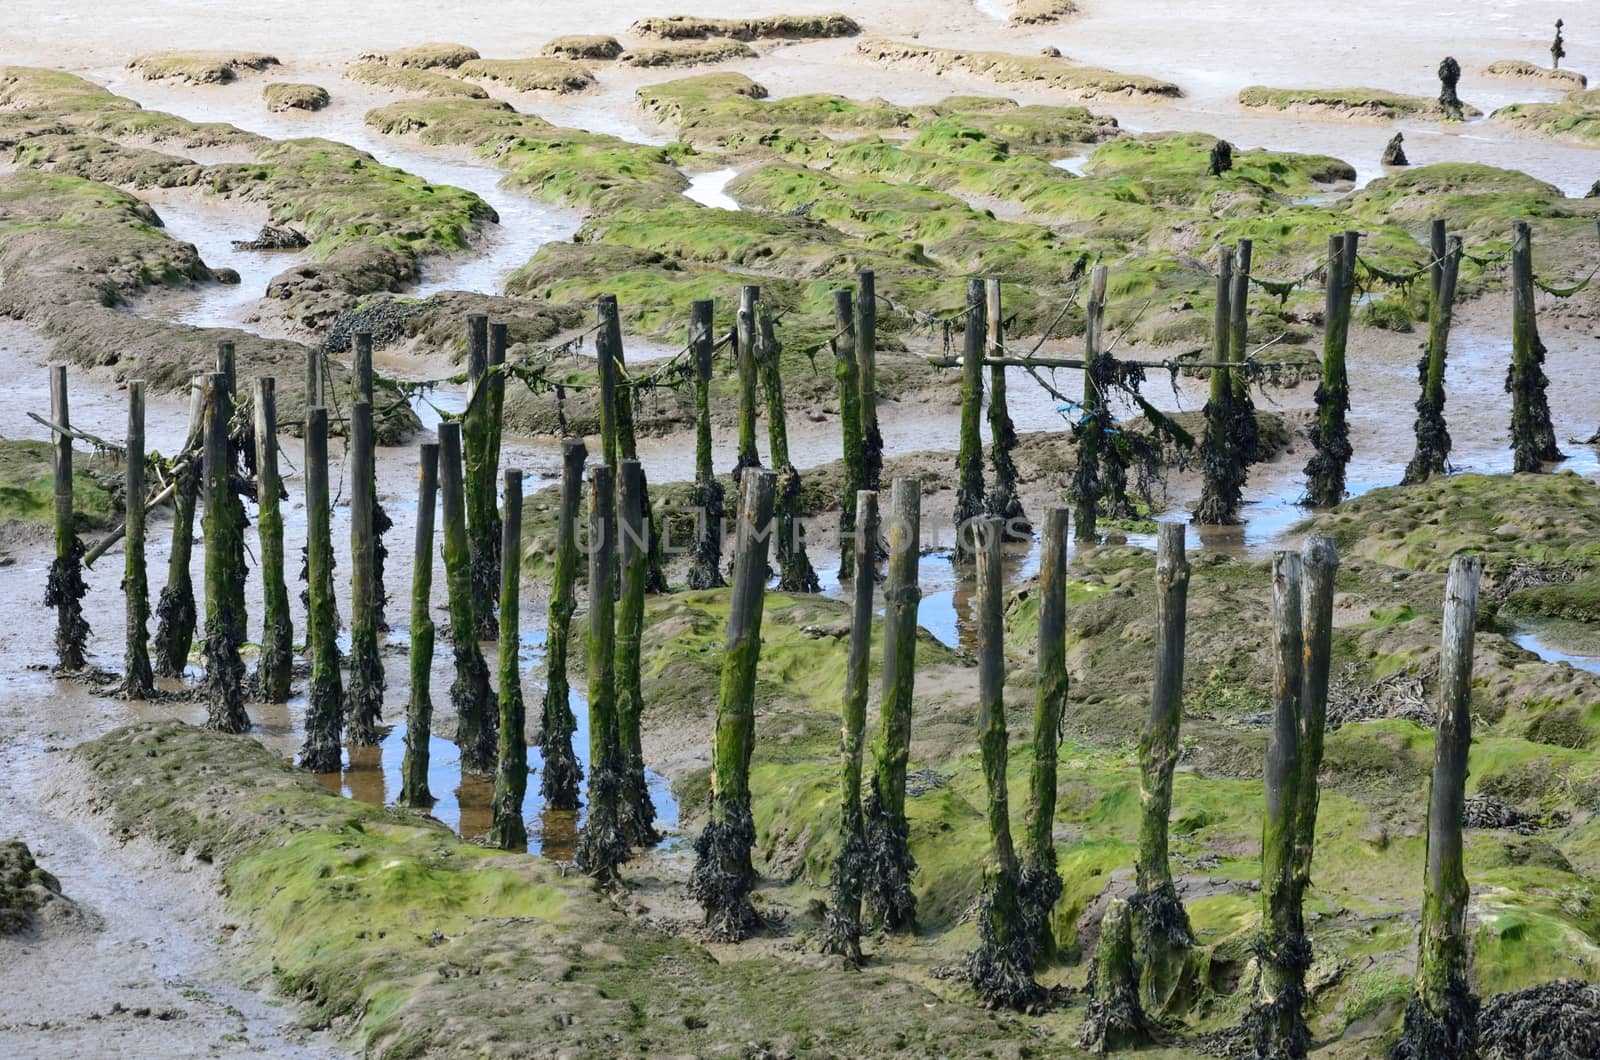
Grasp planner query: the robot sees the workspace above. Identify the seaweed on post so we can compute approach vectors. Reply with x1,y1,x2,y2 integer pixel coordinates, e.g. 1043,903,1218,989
984,279,1027,530
687,300,726,590
1507,221,1563,473
45,365,89,673
1303,232,1356,507
538,438,586,811
298,406,343,771
1021,507,1068,959
1078,898,1155,1053
833,287,865,580
118,380,155,698
1195,247,1241,524
201,372,248,734
755,299,819,593
953,278,987,561
857,269,884,493
615,459,659,847
576,464,630,881
153,379,203,678
1404,221,1461,485
462,313,500,639
733,285,762,480
438,420,497,774
345,400,385,745
489,469,528,850
251,377,293,703
399,442,439,808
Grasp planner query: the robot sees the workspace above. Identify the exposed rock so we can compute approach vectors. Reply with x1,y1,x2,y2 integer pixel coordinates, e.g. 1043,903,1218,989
621,41,758,68
541,35,624,61
630,14,860,42
1484,59,1586,89
0,839,77,933
231,224,309,251
1382,132,1409,166
356,42,479,69
262,82,330,113
1438,56,1465,121
127,50,280,85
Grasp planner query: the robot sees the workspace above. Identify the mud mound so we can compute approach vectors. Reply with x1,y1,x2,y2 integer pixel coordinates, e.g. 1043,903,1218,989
0,839,79,933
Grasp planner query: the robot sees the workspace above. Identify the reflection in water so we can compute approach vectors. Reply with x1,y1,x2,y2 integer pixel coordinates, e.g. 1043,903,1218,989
1513,624,1600,675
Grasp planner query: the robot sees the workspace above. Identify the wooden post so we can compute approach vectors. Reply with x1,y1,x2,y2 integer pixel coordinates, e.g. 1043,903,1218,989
985,278,1027,530
598,295,667,592
576,464,630,879
1254,551,1309,1059
867,476,921,931
399,442,439,808
1229,237,1259,463
689,469,777,939
352,330,373,403
595,300,620,471
298,406,342,771
1022,506,1068,955
214,341,246,645
1398,554,1483,1058
687,300,726,590
351,330,389,629
1135,522,1195,1011
45,365,89,672
1293,534,1338,905
463,312,499,639
1074,266,1109,542
1078,898,1154,1052
1508,221,1563,473
489,468,528,850
438,420,497,774
539,438,586,811
202,372,248,733
616,458,659,846
487,321,507,499
733,285,761,478
346,400,384,745
856,269,883,492
154,377,204,676
305,345,322,409
755,299,819,593
834,287,864,580
954,278,987,560
1405,227,1462,485
252,377,292,703
1196,247,1240,524
822,488,878,961
1305,233,1355,506
119,380,155,697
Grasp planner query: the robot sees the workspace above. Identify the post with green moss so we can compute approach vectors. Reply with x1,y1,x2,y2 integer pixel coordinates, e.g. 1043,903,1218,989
118,380,155,698
438,420,496,774
1395,554,1482,1060
213,342,247,646
1508,221,1563,473
1253,551,1309,1060
298,407,342,771
822,488,879,962
867,476,921,931
954,278,987,561
399,442,439,808
202,373,248,733
1304,233,1355,507
598,295,668,592
1196,247,1241,524
756,300,819,593
1404,223,1462,485
857,269,884,492
539,438,586,811
834,287,865,580
252,377,292,703
346,401,384,745
690,469,777,940
1293,535,1337,909
352,330,391,629
1079,898,1155,1052
463,313,500,639
1230,237,1260,465
734,285,762,480
45,365,89,672
489,469,528,850
985,279,1027,530
1073,266,1109,542
963,516,1040,1010
486,322,508,512
577,464,630,880
688,300,726,590
1135,522,1195,1013
1022,506,1069,960
616,458,659,847
154,379,204,677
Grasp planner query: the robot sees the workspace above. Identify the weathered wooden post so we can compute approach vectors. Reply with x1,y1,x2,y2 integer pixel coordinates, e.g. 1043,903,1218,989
577,464,630,879
689,468,777,939
298,406,342,771
489,468,528,850
438,420,497,774
867,476,921,930
346,400,384,745
964,516,1039,1010
305,345,322,409
1396,554,1483,1060
857,269,884,492
486,321,508,510
154,378,204,677
687,300,726,590
1294,535,1338,905
1079,898,1155,1053
463,312,500,639
1136,522,1195,1012
1230,237,1260,465
822,488,878,962
252,377,292,703
213,341,246,645
1073,266,1109,542
1305,232,1356,507
202,372,248,733
985,278,1027,530
399,441,439,808
616,459,659,846
1022,507,1068,956
118,380,155,698
1508,221,1563,473
1197,247,1240,524
351,330,390,630
756,300,819,592
597,295,668,592
1405,223,1462,485
539,438,586,811
953,278,987,560
733,284,762,479
1253,551,1309,1060
834,287,865,579
45,365,89,672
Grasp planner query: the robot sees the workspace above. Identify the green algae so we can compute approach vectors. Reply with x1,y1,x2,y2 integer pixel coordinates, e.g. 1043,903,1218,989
456,58,596,94
858,40,1182,99
344,62,490,99
262,82,330,112
1239,85,1480,120
127,50,279,85
1493,88,1600,144
0,438,117,530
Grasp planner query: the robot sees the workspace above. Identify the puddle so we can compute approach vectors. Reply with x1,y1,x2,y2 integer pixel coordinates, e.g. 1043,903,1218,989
1051,153,1091,176
1513,621,1600,675
684,168,741,210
